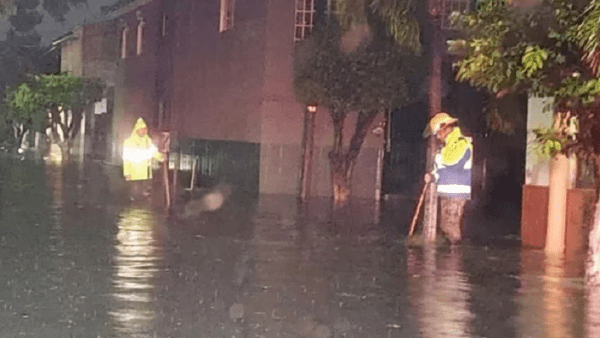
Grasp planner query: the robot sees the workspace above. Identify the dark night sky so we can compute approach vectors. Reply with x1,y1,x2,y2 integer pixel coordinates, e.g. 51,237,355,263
0,0,118,44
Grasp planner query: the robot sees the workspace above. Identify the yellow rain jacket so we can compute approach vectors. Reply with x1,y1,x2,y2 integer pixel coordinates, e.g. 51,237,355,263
432,127,473,198
123,118,164,181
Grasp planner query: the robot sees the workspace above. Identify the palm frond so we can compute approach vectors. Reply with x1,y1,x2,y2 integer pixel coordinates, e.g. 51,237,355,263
336,0,421,52
577,1,600,75
336,0,369,30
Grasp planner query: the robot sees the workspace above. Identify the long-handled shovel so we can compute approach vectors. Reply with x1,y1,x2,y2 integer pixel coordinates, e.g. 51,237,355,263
408,182,430,237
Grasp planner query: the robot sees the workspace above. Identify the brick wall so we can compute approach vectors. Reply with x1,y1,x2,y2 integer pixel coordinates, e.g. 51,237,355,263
102,0,384,198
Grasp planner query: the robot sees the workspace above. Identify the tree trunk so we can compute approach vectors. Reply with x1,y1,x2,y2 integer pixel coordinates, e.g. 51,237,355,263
328,110,379,207
14,124,25,151
330,110,347,207
423,0,443,243
331,153,353,207
59,140,71,163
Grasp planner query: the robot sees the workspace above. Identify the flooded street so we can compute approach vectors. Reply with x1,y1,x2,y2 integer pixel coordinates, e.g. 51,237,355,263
0,158,592,337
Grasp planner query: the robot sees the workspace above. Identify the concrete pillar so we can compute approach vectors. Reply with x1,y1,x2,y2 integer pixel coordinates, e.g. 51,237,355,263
545,154,569,255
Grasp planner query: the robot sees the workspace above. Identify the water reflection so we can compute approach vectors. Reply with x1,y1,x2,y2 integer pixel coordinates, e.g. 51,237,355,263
243,197,346,337
587,281,600,338
407,246,473,338
45,164,63,205
518,250,585,338
110,207,164,337
45,165,65,255
246,198,405,337
5,158,600,336
587,202,600,338
543,255,570,338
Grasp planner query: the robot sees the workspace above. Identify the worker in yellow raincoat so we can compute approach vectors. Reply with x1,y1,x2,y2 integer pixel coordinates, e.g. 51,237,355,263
123,118,164,199
424,112,473,243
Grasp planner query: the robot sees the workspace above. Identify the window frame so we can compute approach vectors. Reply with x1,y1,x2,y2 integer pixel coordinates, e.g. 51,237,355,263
161,13,168,37
120,25,129,59
136,19,146,55
294,0,315,43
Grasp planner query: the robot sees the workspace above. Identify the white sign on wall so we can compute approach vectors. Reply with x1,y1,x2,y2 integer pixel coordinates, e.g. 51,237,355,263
94,98,107,115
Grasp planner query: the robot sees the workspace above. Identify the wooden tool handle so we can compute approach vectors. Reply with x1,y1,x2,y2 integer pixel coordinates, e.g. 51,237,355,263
408,182,430,237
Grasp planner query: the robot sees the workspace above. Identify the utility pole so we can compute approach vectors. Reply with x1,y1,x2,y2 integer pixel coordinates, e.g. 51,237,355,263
299,104,317,202
423,0,443,242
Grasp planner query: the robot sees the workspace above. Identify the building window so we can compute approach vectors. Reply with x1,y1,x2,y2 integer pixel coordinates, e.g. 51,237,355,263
120,26,129,59
440,0,471,29
137,19,146,55
162,14,168,37
295,0,315,42
219,0,235,32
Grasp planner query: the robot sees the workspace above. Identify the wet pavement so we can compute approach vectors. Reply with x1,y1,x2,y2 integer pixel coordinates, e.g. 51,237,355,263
0,157,593,337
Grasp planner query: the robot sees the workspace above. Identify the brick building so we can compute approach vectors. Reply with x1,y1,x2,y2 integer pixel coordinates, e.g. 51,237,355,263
57,0,386,200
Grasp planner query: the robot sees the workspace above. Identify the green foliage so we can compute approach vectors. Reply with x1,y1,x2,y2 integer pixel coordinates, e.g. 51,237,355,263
556,75,600,103
6,81,46,130
2,80,46,148
294,22,420,118
39,74,104,110
522,45,548,76
336,0,369,29
294,18,423,199
577,0,600,74
293,25,347,113
0,0,87,107
451,0,600,157
336,0,422,53
41,74,103,153
531,126,574,158
2,73,104,149
4,73,103,123
452,0,587,97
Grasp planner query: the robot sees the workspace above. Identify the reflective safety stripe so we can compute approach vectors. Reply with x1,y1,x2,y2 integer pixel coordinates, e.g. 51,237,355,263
435,154,443,167
437,184,471,194
123,145,157,163
464,157,472,170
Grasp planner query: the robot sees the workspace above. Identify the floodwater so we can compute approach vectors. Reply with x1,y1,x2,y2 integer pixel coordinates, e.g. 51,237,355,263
0,157,594,337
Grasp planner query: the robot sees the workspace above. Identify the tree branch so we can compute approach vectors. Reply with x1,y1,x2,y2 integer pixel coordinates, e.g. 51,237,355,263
347,109,379,162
